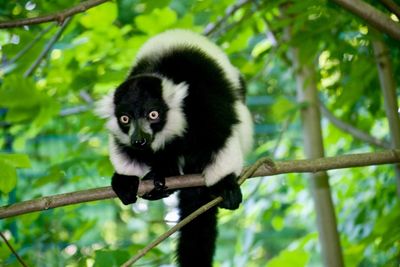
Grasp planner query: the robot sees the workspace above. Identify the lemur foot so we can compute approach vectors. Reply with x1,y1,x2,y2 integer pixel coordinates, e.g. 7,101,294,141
141,171,174,200
210,173,242,210
111,173,139,205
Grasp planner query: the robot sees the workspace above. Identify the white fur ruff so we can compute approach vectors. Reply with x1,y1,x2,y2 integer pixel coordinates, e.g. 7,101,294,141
94,92,114,119
151,78,188,151
108,136,150,177
95,93,131,146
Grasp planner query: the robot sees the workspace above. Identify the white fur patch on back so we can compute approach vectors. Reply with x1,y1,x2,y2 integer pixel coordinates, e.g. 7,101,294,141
151,78,188,151
203,101,254,186
109,136,150,177
235,102,254,156
135,29,241,89
203,133,243,186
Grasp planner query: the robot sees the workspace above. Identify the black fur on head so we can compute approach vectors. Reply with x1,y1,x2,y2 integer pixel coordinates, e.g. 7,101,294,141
113,75,169,150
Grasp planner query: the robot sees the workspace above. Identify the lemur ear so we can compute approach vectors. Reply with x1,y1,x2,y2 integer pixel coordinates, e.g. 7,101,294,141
95,92,114,119
161,79,188,109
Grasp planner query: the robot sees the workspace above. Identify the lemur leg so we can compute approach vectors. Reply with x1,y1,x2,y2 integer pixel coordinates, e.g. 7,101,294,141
209,173,242,210
111,173,140,205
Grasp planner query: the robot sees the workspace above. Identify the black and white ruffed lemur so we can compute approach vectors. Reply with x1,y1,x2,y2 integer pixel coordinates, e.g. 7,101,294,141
96,29,253,267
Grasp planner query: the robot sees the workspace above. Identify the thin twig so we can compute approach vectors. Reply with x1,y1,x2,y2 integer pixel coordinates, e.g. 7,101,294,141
24,17,72,77
0,0,109,29
217,7,253,36
247,115,293,196
59,105,90,116
1,149,400,219
7,24,54,65
320,102,390,149
121,197,222,267
203,0,253,36
0,232,28,267
121,158,273,266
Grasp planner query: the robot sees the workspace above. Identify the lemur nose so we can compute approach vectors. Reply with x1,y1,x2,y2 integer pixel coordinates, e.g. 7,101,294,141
133,139,147,147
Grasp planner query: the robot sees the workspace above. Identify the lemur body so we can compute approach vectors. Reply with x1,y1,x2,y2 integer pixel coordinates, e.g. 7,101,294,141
96,29,253,267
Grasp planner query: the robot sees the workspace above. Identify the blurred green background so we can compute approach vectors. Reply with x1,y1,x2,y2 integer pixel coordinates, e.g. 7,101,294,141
0,0,399,266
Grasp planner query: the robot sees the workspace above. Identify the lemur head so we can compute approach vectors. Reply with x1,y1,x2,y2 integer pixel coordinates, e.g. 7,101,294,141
96,74,188,151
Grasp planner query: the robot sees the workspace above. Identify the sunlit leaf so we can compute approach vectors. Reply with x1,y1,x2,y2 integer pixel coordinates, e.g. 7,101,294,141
135,8,177,34
267,249,310,267
0,153,31,168
80,2,117,28
0,159,17,194
94,249,130,267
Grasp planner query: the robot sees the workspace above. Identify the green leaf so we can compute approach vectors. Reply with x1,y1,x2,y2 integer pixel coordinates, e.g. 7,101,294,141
270,96,296,120
271,216,284,231
135,8,177,35
0,153,31,168
251,40,272,58
146,0,171,10
79,2,117,28
0,159,17,193
95,250,130,267
267,249,310,267
0,75,39,109
5,107,39,123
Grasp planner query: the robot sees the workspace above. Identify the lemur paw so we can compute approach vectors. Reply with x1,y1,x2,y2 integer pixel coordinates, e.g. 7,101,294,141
210,173,242,210
141,171,173,200
111,173,139,205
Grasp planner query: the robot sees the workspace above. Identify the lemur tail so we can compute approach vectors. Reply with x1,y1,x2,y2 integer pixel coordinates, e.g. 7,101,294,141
177,187,218,267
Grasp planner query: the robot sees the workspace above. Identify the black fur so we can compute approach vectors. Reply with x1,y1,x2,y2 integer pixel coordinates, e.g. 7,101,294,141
177,188,217,267
108,44,247,266
130,47,240,157
111,173,139,205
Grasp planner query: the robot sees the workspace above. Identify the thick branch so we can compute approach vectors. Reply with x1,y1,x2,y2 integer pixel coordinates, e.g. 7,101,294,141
379,0,400,20
1,150,400,219
0,0,109,29
330,0,400,41
372,31,400,198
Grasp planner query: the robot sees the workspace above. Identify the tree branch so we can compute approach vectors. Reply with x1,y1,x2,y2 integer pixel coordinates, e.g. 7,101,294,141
371,30,400,198
1,150,400,219
320,103,390,149
330,0,400,41
24,17,72,77
0,0,109,29
121,197,221,266
122,158,275,266
0,232,28,267
203,0,252,36
379,0,400,20
7,24,54,66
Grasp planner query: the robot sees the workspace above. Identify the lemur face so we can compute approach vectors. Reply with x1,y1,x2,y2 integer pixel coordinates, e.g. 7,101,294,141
112,76,168,150
96,75,189,152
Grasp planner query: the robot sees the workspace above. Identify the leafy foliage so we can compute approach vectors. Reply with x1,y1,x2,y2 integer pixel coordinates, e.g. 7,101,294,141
0,0,399,266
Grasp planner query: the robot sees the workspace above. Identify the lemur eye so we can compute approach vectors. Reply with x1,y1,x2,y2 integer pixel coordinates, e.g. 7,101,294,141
148,111,159,120
120,115,130,124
